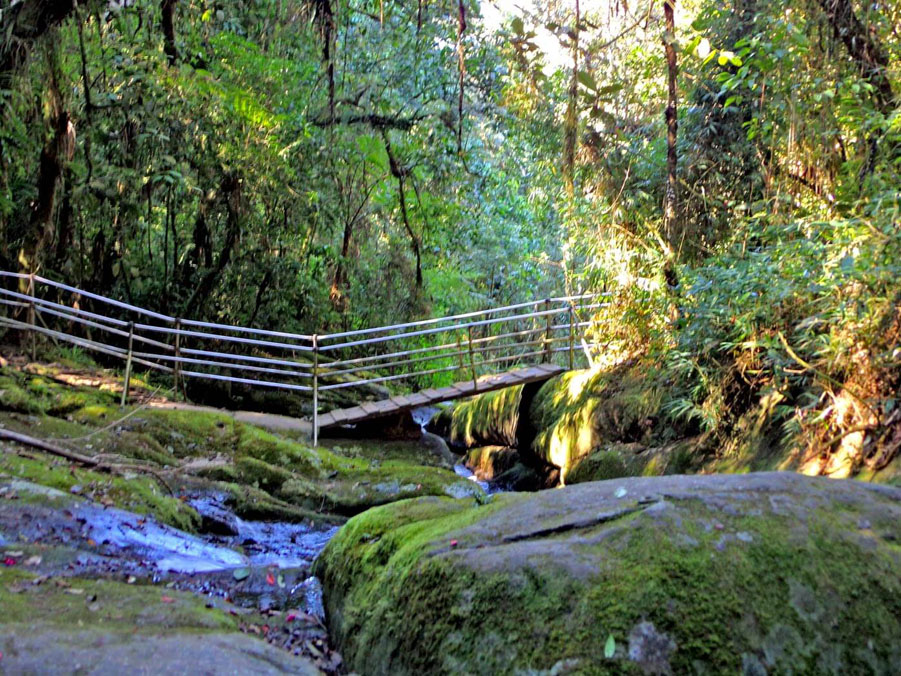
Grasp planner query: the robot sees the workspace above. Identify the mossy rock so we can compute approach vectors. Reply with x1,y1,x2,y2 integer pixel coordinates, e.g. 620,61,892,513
314,472,901,675
429,385,525,448
527,364,665,477
565,439,700,485
432,363,671,483
0,366,117,416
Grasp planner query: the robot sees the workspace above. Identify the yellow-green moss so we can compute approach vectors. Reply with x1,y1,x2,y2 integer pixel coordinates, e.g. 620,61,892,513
528,365,665,476
0,367,118,416
434,385,524,448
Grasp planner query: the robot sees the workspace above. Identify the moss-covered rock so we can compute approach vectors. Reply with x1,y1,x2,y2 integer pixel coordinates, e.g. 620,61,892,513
565,439,700,484
0,568,319,674
429,385,525,448
527,364,666,481
433,364,672,484
315,472,901,675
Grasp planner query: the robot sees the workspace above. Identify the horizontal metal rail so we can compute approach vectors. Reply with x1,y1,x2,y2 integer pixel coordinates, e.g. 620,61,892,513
0,271,605,445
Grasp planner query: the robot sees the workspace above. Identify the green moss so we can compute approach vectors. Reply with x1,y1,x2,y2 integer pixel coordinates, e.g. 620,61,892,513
234,425,323,476
316,484,901,675
0,450,198,532
0,568,236,631
566,440,701,485
438,385,524,448
0,367,118,416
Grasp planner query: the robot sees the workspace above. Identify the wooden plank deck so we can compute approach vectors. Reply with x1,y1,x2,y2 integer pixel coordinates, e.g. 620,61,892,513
316,364,565,429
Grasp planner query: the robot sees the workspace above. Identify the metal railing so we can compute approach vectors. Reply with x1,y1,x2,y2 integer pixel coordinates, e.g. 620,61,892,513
0,271,604,445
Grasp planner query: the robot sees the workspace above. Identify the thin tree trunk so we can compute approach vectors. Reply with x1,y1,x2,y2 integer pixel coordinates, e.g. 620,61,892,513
662,0,679,258
383,133,423,288
182,173,242,316
248,269,273,327
316,0,336,123
456,0,466,154
20,44,74,275
563,0,579,196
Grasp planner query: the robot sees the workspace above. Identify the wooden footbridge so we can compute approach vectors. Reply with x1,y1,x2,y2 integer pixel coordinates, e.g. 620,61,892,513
315,363,565,429
0,272,603,445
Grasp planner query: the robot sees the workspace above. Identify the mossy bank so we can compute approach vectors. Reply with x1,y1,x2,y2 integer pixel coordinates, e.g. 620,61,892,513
0,364,480,528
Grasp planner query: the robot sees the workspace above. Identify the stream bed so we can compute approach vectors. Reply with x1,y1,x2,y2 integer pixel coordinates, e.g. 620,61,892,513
0,407,505,674
0,477,342,671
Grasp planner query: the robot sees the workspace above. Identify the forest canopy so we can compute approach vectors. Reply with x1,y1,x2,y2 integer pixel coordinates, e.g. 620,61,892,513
0,0,898,342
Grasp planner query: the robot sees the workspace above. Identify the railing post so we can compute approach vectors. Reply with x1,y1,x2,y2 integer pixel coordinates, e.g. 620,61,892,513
568,303,575,370
467,325,477,388
456,333,465,376
543,298,552,363
173,318,182,400
121,321,135,408
312,334,319,448
27,273,36,362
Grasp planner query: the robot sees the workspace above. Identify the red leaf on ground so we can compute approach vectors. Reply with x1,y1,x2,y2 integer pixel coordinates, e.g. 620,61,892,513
3,557,16,566
266,572,276,586
160,595,176,603
450,540,458,547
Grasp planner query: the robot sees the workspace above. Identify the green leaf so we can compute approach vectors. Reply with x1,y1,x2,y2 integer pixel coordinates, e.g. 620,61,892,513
604,634,616,658
577,70,597,91
511,17,524,35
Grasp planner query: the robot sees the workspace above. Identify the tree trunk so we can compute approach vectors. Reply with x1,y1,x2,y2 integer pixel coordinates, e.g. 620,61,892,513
161,0,178,66
315,0,336,123
816,0,894,115
662,0,679,256
562,0,579,196
0,0,79,88
382,133,423,288
456,0,466,154
181,173,242,316
19,45,74,275
816,0,896,177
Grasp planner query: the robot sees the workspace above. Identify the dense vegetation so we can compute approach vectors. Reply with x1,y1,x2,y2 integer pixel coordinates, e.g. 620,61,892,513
1,0,899,471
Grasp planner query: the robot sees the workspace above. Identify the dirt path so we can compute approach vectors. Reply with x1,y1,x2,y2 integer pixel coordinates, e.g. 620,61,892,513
148,401,312,435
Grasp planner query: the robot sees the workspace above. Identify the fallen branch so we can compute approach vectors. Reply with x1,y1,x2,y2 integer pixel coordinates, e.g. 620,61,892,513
0,428,174,495
0,428,98,466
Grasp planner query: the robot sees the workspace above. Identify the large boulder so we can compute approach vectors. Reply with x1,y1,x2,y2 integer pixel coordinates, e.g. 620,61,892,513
314,472,901,675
